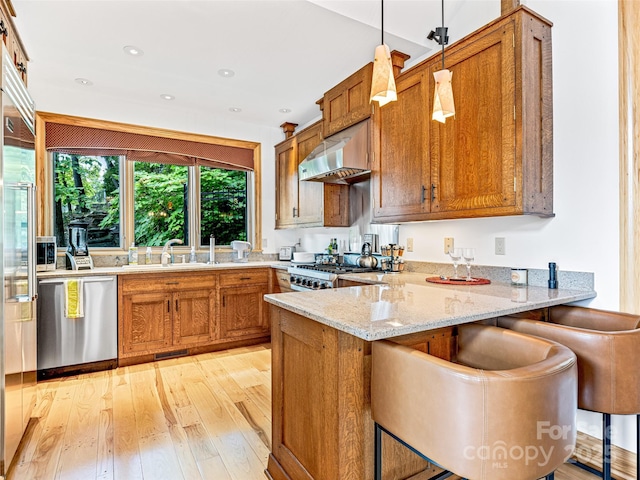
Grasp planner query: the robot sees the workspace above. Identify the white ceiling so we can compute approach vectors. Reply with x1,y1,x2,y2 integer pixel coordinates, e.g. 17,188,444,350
11,0,500,130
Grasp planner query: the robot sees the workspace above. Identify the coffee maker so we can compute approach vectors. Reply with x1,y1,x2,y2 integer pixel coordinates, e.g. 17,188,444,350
65,220,94,270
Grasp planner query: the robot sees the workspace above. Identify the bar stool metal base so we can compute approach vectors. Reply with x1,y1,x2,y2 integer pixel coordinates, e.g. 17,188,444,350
374,423,556,480
568,413,639,480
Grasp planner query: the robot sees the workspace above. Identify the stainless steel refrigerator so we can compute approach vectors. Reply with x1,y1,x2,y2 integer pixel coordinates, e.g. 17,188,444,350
0,46,36,475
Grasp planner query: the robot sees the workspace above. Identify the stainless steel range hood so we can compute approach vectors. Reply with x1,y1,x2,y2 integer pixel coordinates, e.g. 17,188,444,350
299,119,370,184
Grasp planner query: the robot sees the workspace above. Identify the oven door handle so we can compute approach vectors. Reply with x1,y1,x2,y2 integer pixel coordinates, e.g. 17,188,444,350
290,284,312,292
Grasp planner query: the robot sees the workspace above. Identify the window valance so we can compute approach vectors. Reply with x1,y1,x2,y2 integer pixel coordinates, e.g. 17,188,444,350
45,122,254,171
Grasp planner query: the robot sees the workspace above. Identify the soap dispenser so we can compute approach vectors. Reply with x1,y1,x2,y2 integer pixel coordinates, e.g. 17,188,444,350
190,246,197,263
128,242,138,265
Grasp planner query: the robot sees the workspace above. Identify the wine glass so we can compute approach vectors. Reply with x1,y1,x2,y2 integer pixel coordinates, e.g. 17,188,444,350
463,248,475,281
448,247,463,279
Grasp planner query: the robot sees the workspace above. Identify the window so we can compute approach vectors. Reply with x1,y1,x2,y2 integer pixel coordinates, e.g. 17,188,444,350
53,153,121,248
200,166,248,246
134,162,188,246
52,154,250,249
41,114,260,252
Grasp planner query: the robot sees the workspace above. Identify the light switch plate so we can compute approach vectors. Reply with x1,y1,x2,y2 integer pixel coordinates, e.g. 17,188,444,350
495,237,506,255
406,238,414,252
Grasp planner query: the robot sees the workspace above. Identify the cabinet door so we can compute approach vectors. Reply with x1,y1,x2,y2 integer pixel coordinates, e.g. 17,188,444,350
120,292,172,355
173,289,216,346
295,122,324,225
373,69,431,222
323,63,373,137
430,22,517,217
275,138,298,228
219,284,269,339
323,184,349,227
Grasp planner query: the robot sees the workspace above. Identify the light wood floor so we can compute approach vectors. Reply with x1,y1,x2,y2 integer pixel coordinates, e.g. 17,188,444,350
7,343,605,480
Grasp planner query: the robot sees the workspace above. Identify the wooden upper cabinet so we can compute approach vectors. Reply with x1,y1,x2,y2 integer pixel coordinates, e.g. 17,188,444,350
373,6,553,223
430,21,517,216
321,63,373,137
275,137,298,228
275,121,350,229
295,123,325,225
0,2,28,86
430,7,553,219
373,68,431,221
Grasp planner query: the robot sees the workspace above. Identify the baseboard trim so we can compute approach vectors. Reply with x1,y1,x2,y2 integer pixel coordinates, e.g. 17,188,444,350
574,430,636,480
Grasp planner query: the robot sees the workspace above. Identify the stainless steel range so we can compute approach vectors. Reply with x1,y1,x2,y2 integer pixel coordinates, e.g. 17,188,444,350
287,261,379,291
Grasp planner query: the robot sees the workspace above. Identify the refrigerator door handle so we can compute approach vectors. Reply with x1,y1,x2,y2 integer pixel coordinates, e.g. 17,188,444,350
25,182,37,301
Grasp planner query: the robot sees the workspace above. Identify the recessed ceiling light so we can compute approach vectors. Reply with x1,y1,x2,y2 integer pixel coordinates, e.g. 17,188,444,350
279,108,292,114
123,45,144,56
218,69,235,78
229,107,242,113
75,78,93,86
160,94,175,101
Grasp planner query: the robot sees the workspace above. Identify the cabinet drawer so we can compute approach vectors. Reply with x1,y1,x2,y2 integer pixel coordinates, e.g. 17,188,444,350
218,269,269,287
273,269,292,292
120,272,215,294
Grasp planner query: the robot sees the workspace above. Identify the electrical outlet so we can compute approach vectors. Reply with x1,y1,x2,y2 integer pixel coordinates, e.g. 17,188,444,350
495,237,506,255
444,237,454,254
406,238,414,252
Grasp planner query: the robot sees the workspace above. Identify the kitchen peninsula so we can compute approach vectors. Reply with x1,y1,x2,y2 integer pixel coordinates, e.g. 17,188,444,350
264,274,596,480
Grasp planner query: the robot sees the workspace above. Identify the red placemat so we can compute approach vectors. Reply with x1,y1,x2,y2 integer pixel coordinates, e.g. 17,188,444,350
426,276,491,285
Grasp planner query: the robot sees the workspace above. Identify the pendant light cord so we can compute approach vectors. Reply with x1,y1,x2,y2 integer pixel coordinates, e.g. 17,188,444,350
381,0,384,45
441,0,445,69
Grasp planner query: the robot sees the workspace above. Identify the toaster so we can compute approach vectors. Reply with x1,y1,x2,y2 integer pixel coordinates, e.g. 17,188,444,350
279,246,295,260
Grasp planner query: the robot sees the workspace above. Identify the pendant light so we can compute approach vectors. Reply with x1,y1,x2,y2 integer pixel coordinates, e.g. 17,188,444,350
428,0,455,123
370,0,397,107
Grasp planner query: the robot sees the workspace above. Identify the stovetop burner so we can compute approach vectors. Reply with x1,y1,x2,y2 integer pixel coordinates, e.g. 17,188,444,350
295,263,378,274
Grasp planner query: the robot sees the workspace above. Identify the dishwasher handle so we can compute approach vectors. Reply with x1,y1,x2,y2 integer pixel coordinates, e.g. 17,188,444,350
38,276,116,285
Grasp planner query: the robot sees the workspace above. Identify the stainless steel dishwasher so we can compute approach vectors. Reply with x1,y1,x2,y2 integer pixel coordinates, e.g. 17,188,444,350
37,276,117,379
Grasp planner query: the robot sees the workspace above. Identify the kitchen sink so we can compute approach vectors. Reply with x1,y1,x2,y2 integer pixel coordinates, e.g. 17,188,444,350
121,262,210,270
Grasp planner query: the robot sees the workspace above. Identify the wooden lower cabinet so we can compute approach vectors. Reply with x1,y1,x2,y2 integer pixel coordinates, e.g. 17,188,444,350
118,268,271,365
120,291,172,355
220,284,269,338
267,305,444,480
173,288,216,345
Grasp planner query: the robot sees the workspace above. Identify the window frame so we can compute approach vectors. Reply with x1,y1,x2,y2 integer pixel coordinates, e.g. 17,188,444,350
36,112,262,254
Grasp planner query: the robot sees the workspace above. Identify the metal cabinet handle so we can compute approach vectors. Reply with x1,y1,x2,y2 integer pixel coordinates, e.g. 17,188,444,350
431,184,436,202
175,299,179,312
421,185,426,203
0,21,7,37
167,300,170,313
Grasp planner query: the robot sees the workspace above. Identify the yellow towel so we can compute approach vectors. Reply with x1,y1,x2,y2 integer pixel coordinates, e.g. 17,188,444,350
65,279,84,319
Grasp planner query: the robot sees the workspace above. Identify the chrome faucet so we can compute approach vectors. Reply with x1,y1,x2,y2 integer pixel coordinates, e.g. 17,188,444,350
161,238,183,266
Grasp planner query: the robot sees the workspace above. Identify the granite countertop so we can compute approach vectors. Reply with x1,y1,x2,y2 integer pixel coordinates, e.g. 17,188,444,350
37,261,290,278
264,272,597,341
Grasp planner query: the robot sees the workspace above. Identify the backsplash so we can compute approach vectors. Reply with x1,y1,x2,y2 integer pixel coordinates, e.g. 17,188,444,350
57,251,279,269
405,261,594,291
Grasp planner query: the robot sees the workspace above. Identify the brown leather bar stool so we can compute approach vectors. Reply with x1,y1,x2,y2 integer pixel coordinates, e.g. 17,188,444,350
498,306,640,480
371,323,577,480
